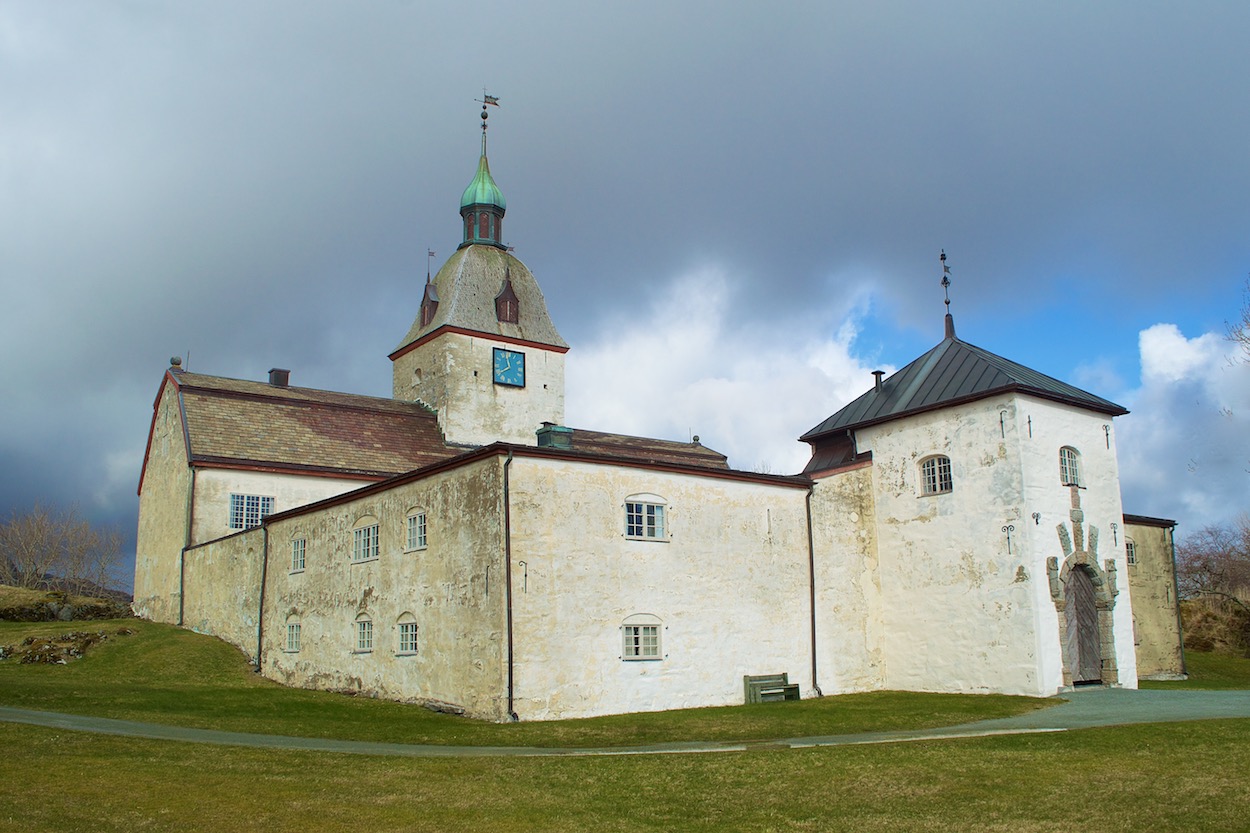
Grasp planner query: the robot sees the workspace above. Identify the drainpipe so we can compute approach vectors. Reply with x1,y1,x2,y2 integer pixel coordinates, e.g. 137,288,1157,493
1168,525,1187,676
178,467,196,627
255,524,270,672
806,485,822,696
503,449,518,721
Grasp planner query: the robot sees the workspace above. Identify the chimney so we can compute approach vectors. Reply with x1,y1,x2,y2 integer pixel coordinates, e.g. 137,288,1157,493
268,368,290,387
536,422,574,450
872,370,884,392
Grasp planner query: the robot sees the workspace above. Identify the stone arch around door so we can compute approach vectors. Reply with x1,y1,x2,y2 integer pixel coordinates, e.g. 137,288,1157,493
1046,486,1120,688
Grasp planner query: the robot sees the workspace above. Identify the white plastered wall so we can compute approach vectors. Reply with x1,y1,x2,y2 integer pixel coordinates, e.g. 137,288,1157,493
191,468,373,547
506,457,814,721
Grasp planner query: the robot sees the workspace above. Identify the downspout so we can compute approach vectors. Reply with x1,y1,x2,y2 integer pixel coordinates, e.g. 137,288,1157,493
806,484,822,697
503,449,518,721
255,524,270,672
1168,525,1187,676
178,467,197,627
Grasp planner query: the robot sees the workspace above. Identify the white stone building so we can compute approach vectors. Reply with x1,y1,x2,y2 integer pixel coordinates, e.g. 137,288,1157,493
134,111,1181,720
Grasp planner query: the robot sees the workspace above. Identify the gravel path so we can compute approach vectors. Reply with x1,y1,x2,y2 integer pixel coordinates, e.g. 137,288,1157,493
3,687,1248,758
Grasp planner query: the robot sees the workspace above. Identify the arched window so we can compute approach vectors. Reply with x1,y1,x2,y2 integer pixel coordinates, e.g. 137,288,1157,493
352,515,380,562
285,616,301,653
396,612,418,655
1059,446,1082,486
621,613,663,661
625,494,667,540
354,613,373,653
920,455,953,495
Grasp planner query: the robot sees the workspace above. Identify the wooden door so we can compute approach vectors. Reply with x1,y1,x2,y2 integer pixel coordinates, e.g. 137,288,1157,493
1064,566,1102,684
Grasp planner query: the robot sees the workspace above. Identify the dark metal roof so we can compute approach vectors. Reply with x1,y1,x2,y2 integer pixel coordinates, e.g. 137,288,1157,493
801,333,1128,442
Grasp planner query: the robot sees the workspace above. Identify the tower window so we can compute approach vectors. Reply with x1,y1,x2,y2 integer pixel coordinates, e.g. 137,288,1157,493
1059,446,1082,486
920,455,953,495
495,278,520,323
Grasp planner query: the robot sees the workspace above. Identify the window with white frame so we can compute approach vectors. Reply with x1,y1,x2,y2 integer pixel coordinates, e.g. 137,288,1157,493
352,518,380,562
621,613,663,661
290,538,306,572
228,494,274,529
406,510,427,551
920,455,953,495
1126,540,1137,566
625,495,667,540
285,621,301,652
397,615,418,655
355,616,373,653
1059,446,1082,487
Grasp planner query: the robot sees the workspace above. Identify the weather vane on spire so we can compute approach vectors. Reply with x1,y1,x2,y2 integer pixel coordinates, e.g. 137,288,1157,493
477,90,500,135
940,249,952,310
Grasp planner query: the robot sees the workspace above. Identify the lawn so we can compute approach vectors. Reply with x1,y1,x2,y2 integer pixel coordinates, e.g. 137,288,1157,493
1,718,1247,832
1139,649,1250,690
0,618,1050,747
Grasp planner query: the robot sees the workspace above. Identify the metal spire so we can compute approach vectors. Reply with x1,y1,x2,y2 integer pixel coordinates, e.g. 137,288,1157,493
940,250,956,340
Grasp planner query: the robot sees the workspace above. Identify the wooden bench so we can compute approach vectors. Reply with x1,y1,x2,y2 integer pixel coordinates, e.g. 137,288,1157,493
743,673,800,704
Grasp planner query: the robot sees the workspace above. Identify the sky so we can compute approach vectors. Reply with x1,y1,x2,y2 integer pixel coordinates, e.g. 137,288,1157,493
2,2,1249,590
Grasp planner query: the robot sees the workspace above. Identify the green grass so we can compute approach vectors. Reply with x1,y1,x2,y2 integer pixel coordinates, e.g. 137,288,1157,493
0,618,1050,748
1,718,1247,832
1139,650,1250,690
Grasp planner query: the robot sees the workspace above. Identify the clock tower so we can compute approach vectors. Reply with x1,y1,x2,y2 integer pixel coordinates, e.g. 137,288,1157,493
390,103,567,446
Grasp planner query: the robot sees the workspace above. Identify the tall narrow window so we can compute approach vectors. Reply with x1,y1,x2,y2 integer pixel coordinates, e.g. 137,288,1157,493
920,455,953,495
355,616,373,653
625,495,667,540
290,538,306,572
406,511,427,551
397,615,418,655
285,621,301,652
1059,446,1082,486
1125,540,1137,566
229,494,274,529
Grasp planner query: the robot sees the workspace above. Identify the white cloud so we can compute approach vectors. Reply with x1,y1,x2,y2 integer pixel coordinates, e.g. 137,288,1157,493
1117,323,1250,534
566,267,884,474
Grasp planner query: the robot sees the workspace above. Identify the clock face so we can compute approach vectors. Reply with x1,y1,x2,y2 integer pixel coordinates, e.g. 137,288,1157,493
492,348,525,387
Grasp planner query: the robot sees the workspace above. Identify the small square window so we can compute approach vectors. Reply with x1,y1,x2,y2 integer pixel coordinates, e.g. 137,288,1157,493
623,624,660,660
626,502,666,540
290,538,306,572
286,622,301,653
406,513,427,551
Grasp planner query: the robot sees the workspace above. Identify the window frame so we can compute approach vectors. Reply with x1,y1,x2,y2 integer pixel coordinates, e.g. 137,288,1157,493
625,495,668,541
621,613,663,661
355,616,374,653
352,518,380,563
290,537,306,573
285,621,301,653
1059,446,1082,487
919,455,953,496
1125,540,1137,567
405,510,428,552
397,619,419,655
228,493,274,530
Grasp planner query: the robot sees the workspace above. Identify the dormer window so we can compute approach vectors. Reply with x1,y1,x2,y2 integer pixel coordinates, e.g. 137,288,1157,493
419,281,440,328
495,277,520,323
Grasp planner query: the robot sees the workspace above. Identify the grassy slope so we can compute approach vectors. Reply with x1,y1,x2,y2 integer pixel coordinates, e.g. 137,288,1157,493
0,618,1051,748
1139,649,1250,690
1,719,1247,832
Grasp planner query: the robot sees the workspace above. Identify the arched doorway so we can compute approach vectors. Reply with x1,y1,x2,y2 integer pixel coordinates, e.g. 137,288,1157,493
1064,565,1102,684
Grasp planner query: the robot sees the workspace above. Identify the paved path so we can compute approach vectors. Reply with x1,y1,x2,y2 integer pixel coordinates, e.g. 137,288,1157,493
2,688,1249,759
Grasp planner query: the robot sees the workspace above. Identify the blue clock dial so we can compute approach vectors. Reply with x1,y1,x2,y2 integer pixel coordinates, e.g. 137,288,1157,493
492,348,525,387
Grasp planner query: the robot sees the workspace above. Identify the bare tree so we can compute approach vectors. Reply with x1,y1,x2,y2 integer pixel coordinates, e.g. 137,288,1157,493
1176,518,1250,611
0,504,123,592
1230,279,1250,361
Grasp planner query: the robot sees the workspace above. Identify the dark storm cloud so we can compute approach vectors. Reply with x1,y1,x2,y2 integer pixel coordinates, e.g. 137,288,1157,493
2,1,1248,588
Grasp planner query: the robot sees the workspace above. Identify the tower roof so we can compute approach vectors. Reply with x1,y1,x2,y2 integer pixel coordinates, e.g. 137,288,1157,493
459,133,506,211
801,330,1128,442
